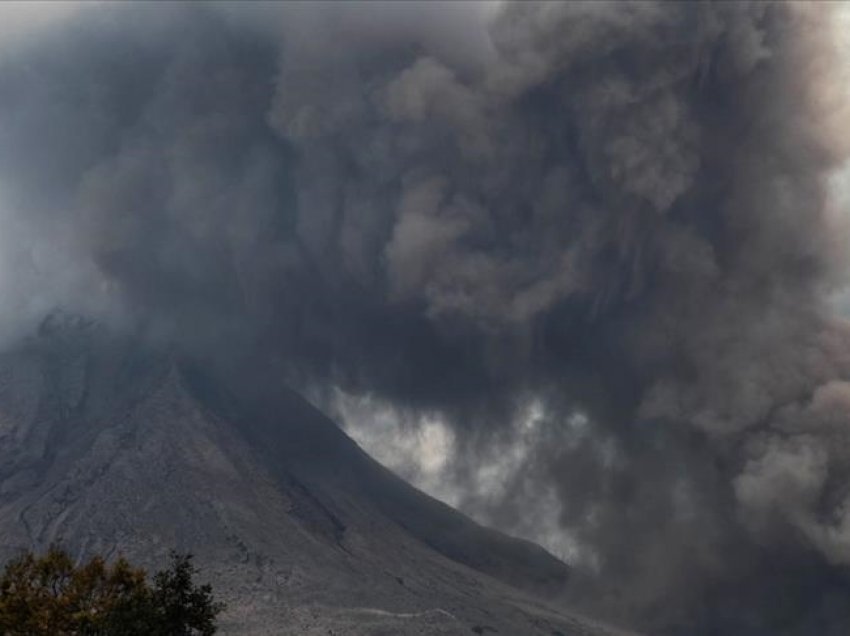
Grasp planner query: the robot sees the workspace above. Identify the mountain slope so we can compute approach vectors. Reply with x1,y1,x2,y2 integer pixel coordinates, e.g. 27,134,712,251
0,319,634,635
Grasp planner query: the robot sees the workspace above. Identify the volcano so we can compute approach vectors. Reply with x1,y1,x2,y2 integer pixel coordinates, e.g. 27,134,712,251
0,315,632,635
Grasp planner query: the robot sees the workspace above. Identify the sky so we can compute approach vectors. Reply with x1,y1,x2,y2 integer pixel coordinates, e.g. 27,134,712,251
5,2,850,634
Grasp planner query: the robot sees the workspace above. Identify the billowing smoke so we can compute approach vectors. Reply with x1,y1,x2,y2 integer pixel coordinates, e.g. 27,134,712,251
3,1,850,633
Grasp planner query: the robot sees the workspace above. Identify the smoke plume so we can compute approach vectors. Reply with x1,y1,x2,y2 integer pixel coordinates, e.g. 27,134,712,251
3,1,850,633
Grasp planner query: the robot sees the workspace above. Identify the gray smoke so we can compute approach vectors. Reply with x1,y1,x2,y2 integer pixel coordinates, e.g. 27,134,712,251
3,1,850,633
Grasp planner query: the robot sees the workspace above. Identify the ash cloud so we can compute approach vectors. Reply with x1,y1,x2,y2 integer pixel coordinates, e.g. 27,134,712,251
3,1,850,633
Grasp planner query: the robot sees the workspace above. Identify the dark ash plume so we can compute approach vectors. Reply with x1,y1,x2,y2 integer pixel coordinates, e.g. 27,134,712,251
2,2,850,633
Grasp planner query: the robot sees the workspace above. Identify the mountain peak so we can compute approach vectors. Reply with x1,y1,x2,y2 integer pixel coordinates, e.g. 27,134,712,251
0,326,632,635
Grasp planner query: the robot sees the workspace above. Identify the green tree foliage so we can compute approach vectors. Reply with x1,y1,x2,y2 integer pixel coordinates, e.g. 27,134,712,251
0,546,224,635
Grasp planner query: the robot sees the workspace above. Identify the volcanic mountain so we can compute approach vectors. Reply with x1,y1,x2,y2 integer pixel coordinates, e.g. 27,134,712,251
0,315,632,635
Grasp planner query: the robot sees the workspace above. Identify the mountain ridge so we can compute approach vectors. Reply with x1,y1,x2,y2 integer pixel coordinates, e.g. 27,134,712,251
0,318,635,635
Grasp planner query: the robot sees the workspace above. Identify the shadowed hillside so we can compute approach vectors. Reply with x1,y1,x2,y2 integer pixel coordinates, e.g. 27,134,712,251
0,317,632,635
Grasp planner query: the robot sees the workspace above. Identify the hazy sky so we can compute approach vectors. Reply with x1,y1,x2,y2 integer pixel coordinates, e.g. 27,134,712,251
5,3,850,634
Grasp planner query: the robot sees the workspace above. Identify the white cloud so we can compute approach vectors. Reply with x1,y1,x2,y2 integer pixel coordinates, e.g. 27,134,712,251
0,1,89,53
332,388,587,564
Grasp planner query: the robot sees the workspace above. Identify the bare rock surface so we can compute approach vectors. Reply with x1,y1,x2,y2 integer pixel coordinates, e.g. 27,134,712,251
0,318,636,635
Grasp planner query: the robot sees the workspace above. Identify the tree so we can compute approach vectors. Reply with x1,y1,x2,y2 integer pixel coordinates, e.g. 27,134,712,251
0,546,224,635
148,554,222,636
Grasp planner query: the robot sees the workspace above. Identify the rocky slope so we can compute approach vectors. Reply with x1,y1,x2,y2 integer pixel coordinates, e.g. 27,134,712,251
0,317,634,635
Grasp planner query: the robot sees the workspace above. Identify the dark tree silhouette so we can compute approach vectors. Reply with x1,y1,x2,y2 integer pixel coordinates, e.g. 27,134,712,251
148,553,223,636
0,546,224,635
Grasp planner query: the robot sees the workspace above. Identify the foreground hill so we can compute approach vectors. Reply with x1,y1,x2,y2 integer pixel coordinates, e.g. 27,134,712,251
0,318,634,635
